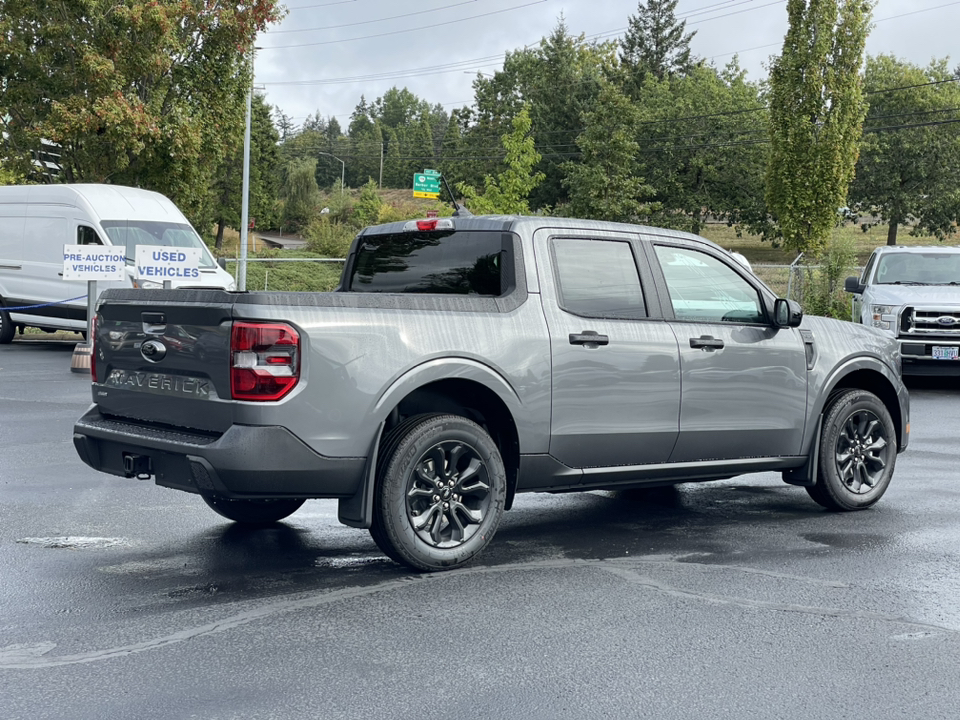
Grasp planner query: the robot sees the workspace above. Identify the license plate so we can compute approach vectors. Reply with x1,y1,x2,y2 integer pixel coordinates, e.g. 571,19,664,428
932,346,959,360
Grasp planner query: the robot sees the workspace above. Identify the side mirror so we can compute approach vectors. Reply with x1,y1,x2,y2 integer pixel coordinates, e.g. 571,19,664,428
774,298,803,328
843,276,864,294
217,257,228,271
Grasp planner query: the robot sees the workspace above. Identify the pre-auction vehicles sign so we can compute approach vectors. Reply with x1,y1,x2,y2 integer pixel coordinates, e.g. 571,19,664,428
62,245,126,281
135,246,202,281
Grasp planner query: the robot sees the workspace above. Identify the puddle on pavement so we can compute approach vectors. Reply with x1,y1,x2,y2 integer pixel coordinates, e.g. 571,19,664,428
16,536,130,550
800,532,890,551
314,554,389,569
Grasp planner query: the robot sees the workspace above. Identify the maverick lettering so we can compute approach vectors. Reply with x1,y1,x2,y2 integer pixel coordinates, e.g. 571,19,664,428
106,369,210,398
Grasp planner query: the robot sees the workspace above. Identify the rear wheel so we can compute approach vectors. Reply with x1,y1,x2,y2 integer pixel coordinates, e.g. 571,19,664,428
0,309,15,344
370,414,506,572
806,389,897,511
201,495,305,525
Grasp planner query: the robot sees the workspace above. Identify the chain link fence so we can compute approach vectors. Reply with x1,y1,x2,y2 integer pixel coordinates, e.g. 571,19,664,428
753,263,863,306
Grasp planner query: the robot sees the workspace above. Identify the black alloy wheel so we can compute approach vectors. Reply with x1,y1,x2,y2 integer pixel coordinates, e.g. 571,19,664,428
406,438,493,548
370,414,506,572
807,389,897,511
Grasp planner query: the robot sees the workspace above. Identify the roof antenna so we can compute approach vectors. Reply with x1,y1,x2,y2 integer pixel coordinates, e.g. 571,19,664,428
439,174,472,217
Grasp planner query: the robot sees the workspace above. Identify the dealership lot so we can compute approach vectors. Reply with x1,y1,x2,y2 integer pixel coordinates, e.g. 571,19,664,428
2,339,960,720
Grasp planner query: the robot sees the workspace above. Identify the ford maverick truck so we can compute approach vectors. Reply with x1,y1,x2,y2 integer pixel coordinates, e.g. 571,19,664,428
74,216,909,571
845,245,960,375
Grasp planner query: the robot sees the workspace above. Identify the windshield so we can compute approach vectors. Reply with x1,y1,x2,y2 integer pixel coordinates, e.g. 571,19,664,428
875,253,960,285
100,220,216,270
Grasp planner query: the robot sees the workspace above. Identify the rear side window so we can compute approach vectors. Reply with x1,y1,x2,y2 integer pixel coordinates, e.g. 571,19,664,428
551,238,646,319
348,231,506,295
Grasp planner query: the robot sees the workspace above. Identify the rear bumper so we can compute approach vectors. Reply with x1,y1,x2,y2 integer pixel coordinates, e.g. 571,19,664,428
73,406,366,499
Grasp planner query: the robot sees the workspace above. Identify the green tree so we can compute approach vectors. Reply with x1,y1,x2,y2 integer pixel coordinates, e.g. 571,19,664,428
211,93,281,249
620,0,697,94
635,60,770,234
457,106,544,215
850,55,960,244
467,18,615,210
281,158,319,231
766,0,872,255
562,81,657,222
0,0,281,228
353,179,383,227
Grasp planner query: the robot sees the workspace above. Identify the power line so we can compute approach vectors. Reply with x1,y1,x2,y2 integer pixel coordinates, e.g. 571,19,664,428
270,0,478,33
259,0,550,50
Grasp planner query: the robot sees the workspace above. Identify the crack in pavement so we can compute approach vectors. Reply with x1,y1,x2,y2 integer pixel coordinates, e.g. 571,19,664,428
0,556,950,670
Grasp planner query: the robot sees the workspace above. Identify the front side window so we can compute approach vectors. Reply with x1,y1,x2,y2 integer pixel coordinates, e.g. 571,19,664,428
861,251,878,284
100,220,216,269
655,245,764,324
348,231,505,295
77,225,102,246
551,238,646,319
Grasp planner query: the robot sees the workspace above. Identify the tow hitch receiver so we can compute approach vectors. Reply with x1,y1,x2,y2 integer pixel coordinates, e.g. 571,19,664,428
122,453,153,480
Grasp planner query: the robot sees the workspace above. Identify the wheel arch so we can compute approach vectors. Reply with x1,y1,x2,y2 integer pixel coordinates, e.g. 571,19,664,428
386,378,521,512
823,367,904,451
339,359,525,529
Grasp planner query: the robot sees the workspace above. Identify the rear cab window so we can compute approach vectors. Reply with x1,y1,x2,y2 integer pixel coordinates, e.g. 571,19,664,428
346,230,511,296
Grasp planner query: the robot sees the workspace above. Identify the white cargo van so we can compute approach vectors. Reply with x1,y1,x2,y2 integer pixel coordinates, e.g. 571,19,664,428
0,184,235,343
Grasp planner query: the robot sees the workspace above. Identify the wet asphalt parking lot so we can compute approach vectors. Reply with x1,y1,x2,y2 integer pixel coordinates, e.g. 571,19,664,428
1,338,960,720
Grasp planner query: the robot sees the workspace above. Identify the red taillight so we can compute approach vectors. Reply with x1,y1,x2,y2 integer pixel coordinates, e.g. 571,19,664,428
90,316,97,382
416,219,439,231
230,321,300,401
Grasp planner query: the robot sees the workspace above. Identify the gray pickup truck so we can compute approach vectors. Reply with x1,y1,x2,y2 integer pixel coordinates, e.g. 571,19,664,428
845,245,960,375
74,215,909,571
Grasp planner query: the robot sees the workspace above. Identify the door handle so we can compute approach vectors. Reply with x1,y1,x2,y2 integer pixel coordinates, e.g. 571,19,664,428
689,335,724,350
569,331,609,347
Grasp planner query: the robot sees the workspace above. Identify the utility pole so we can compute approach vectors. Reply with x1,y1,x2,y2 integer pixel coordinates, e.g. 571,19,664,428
379,142,384,188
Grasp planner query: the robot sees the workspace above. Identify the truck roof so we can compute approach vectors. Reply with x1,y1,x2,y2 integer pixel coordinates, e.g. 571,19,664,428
872,245,960,254
359,214,721,249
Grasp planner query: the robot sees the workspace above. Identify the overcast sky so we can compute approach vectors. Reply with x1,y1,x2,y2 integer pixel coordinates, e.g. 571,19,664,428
254,0,960,128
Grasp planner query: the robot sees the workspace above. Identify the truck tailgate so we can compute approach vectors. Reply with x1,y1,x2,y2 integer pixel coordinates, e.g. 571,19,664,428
93,296,235,433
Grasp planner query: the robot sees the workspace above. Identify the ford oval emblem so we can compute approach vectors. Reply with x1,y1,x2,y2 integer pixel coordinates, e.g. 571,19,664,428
140,339,167,362
937,316,957,326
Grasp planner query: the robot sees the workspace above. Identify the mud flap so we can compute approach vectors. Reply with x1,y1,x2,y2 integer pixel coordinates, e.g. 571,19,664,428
782,415,822,487
337,424,385,529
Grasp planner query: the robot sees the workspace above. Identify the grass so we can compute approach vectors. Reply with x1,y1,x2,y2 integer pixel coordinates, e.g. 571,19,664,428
700,221,960,266
226,249,343,292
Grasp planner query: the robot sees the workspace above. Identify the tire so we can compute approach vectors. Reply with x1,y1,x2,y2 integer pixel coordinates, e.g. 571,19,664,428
202,495,305,525
0,309,15,344
370,414,506,572
805,389,897,511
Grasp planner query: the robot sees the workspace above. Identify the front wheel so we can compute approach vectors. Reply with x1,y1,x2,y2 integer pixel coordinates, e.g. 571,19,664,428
370,414,506,572
806,389,897,511
202,495,305,525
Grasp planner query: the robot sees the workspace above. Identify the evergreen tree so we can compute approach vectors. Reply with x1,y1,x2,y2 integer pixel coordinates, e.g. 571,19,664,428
620,0,696,94
766,0,872,255
212,93,281,248
563,81,657,222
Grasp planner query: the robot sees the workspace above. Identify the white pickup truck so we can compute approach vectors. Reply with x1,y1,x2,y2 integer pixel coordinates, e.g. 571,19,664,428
845,245,960,375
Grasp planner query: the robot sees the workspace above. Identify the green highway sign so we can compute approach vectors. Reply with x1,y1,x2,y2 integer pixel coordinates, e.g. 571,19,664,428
413,172,440,199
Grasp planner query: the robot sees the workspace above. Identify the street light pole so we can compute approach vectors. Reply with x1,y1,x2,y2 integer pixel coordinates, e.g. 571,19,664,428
317,152,345,197
238,45,257,292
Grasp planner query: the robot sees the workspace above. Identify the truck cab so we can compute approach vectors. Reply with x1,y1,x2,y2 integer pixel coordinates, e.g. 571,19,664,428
845,245,960,374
